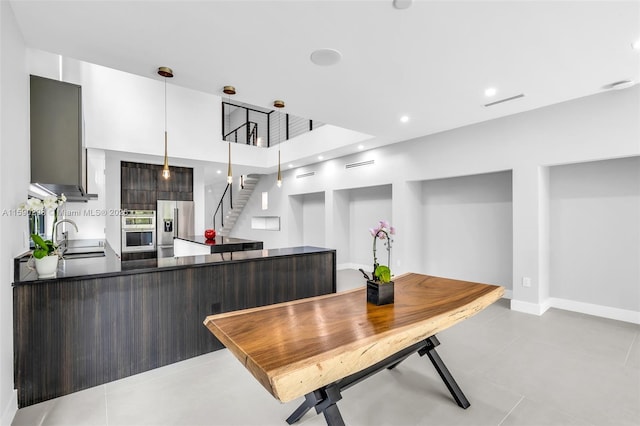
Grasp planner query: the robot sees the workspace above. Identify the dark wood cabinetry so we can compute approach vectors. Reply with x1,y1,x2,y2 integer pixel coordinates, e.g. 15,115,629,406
121,161,193,209
156,165,193,201
13,249,336,407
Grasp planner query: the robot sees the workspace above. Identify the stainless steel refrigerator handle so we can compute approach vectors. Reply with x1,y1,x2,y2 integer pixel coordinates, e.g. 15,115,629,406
174,208,178,238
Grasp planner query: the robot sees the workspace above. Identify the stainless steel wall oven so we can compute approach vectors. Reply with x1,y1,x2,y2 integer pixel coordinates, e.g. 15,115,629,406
121,210,156,253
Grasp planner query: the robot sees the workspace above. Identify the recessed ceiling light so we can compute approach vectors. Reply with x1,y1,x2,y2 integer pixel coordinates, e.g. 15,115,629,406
400,115,409,123
484,87,497,97
358,144,364,150
288,164,294,168
393,0,413,10
318,155,324,160
310,48,342,66
216,170,221,174
632,39,640,50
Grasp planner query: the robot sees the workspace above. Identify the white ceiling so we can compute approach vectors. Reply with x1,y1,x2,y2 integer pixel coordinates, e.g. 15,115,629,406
9,0,640,167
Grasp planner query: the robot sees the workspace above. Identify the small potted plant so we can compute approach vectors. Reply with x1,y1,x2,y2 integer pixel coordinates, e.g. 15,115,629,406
366,220,395,305
19,194,66,278
30,233,60,278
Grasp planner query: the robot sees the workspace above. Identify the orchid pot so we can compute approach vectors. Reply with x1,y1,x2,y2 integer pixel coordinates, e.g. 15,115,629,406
34,255,59,279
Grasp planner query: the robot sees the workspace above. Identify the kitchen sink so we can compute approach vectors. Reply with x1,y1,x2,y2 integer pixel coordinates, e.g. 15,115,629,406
61,251,105,259
61,239,106,259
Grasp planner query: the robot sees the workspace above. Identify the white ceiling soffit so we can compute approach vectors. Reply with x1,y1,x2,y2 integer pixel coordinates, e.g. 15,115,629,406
9,0,640,153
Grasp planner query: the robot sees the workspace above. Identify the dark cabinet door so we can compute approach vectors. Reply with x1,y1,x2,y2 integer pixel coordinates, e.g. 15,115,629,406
122,162,193,208
121,162,157,210
30,75,82,187
156,166,193,201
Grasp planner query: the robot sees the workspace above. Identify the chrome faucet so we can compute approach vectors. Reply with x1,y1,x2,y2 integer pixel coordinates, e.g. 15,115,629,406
53,219,79,249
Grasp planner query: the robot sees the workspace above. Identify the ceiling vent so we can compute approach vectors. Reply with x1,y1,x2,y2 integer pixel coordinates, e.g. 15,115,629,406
296,172,315,179
345,159,375,169
484,94,525,107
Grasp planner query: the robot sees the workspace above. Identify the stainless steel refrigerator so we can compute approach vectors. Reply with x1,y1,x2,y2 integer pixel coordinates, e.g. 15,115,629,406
157,200,195,258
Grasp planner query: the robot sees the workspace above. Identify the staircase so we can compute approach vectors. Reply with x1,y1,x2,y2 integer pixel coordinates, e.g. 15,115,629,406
218,174,261,236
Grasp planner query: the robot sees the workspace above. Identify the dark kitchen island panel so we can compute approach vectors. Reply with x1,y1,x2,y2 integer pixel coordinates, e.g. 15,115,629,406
13,246,336,407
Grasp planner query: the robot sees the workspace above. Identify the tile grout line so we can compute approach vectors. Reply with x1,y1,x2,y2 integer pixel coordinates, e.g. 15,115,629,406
104,384,109,426
497,395,524,426
623,331,637,366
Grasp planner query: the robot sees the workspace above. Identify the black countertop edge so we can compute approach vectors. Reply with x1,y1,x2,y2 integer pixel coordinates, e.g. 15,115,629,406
175,235,262,246
13,246,335,285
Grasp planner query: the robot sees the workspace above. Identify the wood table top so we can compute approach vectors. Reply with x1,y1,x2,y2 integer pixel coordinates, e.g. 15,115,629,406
203,273,504,402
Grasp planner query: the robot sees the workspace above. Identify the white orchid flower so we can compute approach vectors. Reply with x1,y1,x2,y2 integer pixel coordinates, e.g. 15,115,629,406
27,198,43,211
43,195,58,209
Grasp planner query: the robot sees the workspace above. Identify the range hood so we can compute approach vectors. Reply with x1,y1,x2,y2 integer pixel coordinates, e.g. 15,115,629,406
30,75,97,202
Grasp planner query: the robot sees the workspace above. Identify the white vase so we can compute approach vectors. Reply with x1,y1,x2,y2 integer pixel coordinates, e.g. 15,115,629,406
34,255,59,278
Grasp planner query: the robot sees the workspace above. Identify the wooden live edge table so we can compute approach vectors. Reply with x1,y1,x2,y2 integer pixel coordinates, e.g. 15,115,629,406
203,273,504,425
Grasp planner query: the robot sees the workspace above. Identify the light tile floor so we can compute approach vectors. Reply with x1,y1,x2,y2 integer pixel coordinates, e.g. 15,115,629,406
12,270,640,426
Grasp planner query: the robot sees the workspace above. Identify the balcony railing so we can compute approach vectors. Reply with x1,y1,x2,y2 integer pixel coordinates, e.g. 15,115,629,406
222,101,323,147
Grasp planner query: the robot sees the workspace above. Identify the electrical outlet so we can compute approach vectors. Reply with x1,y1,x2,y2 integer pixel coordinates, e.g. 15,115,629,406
522,277,531,287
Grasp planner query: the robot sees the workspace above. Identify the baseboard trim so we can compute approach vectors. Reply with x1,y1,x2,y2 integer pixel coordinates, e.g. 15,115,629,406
549,297,640,325
511,297,640,324
503,289,513,300
1,389,18,426
510,299,551,316
337,263,370,273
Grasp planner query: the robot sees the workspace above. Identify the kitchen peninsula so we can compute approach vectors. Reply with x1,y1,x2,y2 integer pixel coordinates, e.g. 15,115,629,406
173,235,263,257
13,243,336,407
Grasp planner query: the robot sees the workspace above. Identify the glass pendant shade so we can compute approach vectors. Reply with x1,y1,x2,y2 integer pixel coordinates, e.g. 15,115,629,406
162,131,170,179
277,150,282,187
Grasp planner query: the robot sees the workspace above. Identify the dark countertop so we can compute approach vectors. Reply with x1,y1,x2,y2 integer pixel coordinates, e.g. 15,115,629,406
176,235,260,246
13,244,334,285
175,235,263,254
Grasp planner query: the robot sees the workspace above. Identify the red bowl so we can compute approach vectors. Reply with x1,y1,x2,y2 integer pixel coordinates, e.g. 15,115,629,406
204,229,216,239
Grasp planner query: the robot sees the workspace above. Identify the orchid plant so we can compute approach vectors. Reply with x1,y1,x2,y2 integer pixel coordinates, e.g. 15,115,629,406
369,220,395,283
18,194,67,258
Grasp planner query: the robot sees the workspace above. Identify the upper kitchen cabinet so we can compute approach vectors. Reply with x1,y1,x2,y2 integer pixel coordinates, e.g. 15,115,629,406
156,166,193,201
121,161,193,209
30,75,95,201
121,161,157,210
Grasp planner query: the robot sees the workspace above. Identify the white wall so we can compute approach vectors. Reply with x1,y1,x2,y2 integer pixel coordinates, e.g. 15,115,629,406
0,2,29,423
421,171,513,291
25,49,372,173
233,86,640,321
26,49,234,166
549,157,640,311
300,192,326,247
62,148,107,240
348,185,392,270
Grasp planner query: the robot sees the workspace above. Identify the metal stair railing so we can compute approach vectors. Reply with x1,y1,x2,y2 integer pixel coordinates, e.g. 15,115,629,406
213,183,232,231
218,175,262,236
223,121,258,145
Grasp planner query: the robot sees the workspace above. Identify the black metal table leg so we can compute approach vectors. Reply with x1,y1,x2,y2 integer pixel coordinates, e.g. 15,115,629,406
386,352,413,370
321,403,345,426
286,391,320,425
419,335,470,409
314,385,344,426
285,335,470,425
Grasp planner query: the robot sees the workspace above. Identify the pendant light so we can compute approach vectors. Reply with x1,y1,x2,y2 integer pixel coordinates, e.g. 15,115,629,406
158,66,173,179
273,99,285,188
224,86,236,184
